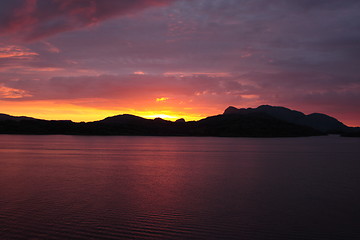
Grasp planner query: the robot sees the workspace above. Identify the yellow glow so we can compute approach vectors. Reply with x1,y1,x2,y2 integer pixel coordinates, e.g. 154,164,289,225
145,114,178,119
134,111,200,121
0,100,118,122
0,100,204,122
156,97,169,102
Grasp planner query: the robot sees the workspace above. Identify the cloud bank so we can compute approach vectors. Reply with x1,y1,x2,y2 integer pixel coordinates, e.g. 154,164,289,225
0,0,359,125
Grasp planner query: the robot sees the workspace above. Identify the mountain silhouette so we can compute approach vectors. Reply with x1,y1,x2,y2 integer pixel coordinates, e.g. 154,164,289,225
0,105,358,137
224,105,348,133
0,113,37,122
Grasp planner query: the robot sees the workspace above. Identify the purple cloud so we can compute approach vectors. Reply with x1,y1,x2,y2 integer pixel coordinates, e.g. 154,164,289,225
0,0,175,41
0,0,359,125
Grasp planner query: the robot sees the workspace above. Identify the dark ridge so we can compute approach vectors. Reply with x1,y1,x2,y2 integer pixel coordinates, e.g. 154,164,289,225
195,112,322,137
224,105,349,133
0,113,37,122
223,106,239,115
175,118,186,123
340,127,360,137
0,105,357,137
96,114,148,124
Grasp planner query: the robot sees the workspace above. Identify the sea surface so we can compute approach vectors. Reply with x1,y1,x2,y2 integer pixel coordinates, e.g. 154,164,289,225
0,135,359,239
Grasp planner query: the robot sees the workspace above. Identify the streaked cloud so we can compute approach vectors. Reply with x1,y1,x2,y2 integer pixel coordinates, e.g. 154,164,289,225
0,84,32,99
0,0,176,41
0,45,38,59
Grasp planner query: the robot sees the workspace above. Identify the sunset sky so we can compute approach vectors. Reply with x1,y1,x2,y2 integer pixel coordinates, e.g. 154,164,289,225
0,0,359,126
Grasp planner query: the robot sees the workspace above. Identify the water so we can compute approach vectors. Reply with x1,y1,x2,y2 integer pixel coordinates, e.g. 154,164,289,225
0,135,359,239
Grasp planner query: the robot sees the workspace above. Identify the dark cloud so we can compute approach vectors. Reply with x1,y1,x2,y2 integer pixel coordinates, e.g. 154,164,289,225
0,0,175,41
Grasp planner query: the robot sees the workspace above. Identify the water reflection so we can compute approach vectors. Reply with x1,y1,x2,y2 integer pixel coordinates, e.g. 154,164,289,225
0,135,359,239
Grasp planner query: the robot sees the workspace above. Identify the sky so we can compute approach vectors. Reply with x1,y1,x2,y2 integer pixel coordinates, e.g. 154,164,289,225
0,0,359,126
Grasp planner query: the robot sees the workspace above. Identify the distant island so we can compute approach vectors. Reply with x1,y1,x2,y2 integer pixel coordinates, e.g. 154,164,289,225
0,105,359,137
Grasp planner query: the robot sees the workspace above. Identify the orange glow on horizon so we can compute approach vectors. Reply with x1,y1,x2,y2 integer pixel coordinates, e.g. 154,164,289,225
0,100,205,122
133,111,201,121
0,99,358,126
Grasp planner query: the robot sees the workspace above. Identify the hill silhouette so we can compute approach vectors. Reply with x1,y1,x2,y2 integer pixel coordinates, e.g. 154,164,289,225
0,113,37,122
0,105,358,137
224,105,348,133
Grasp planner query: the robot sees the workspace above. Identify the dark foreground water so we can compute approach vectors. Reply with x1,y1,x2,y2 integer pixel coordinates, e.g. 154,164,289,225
0,135,359,240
